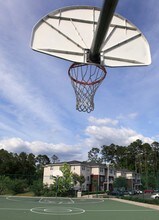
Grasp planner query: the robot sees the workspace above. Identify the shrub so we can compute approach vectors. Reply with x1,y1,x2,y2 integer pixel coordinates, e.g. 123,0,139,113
9,179,28,194
121,196,159,206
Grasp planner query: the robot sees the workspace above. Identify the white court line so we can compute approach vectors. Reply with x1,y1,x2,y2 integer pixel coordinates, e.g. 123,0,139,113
0,208,29,211
71,198,104,204
86,209,158,212
69,198,75,204
39,197,43,203
0,207,156,212
30,206,85,215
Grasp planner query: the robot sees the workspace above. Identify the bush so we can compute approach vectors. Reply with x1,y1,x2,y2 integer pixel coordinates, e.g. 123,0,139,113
9,179,28,194
31,180,44,196
0,176,11,195
120,196,159,206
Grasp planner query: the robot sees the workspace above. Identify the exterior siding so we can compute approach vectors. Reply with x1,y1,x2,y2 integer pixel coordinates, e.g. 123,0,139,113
43,161,141,192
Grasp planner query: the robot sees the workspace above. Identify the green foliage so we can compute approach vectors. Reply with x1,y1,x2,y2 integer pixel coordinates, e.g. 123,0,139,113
1,138,159,195
0,176,11,195
121,196,159,206
113,176,127,190
31,180,44,196
51,154,60,163
100,139,159,189
72,173,85,190
9,179,28,194
0,176,28,195
88,147,103,163
57,163,74,194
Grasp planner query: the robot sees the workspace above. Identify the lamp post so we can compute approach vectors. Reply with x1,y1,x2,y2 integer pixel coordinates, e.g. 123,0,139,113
56,175,59,197
106,162,110,191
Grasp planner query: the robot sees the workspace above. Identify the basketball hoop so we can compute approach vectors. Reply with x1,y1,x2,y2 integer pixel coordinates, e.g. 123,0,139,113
68,63,107,113
31,1,151,113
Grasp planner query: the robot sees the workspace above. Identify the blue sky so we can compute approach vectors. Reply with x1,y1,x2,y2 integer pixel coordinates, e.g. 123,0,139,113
0,0,159,161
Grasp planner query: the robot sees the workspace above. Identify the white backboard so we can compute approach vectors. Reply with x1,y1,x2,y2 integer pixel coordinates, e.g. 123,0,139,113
52,170,63,177
31,6,151,67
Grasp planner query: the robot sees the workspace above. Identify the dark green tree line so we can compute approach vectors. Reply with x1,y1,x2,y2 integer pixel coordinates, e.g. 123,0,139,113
0,149,51,194
88,139,159,189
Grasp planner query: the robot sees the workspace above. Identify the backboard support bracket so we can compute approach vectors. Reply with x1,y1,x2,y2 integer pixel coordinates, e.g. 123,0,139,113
89,0,119,64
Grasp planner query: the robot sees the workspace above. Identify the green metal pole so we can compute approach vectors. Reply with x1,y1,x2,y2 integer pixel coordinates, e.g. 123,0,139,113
89,0,119,63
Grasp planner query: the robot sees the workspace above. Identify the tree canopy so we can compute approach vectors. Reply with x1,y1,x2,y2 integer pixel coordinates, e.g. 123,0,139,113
0,139,159,194
88,139,159,189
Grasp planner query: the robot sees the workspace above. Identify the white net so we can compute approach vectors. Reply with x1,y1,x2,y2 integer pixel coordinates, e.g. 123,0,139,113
68,63,106,113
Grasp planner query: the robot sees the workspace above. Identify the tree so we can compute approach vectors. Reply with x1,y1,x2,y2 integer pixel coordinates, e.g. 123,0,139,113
151,141,159,188
15,152,36,183
78,175,85,189
0,176,11,195
52,163,73,196
141,143,151,189
72,173,85,190
88,147,102,163
36,154,50,165
113,176,127,191
51,154,60,164
126,139,143,172
0,149,16,175
72,173,79,185
36,154,50,180
101,144,117,164
9,179,28,194
31,179,44,196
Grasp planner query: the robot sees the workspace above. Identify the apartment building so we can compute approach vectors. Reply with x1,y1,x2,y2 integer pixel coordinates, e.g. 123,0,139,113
116,169,142,190
43,160,141,192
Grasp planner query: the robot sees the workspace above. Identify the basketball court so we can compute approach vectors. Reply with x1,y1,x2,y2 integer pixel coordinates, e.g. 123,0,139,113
0,196,158,220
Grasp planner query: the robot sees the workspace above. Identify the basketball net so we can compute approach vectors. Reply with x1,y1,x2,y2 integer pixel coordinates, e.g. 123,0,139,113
68,63,107,113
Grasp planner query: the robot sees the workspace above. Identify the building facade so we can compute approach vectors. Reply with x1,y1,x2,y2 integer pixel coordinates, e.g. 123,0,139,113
43,160,141,192
116,170,142,190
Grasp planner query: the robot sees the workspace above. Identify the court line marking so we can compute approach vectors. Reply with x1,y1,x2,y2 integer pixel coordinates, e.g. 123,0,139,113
0,208,29,211
4,196,105,205
69,198,75,204
39,197,43,203
0,207,157,212
86,209,158,212
30,206,85,215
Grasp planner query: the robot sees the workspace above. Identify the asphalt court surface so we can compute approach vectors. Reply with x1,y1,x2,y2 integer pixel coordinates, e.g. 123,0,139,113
0,196,159,220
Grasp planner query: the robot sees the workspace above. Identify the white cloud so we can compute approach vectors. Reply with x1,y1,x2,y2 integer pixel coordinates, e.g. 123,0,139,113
0,138,30,152
0,138,82,160
0,1,158,162
0,115,155,161
0,54,72,142
88,116,118,126
117,112,138,120
85,116,154,148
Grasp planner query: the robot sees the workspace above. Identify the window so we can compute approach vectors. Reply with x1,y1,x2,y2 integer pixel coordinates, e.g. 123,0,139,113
82,166,85,170
100,176,104,182
100,168,103,172
109,169,113,174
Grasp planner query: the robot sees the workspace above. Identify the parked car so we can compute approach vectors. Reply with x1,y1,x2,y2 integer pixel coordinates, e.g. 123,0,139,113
109,190,124,196
144,189,154,194
128,190,135,195
151,193,159,199
135,190,143,194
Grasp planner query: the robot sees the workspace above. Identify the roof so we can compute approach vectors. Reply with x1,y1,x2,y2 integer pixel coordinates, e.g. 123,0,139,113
45,160,106,168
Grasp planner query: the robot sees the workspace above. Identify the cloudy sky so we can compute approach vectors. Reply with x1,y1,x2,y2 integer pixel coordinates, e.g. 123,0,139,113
0,0,159,161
